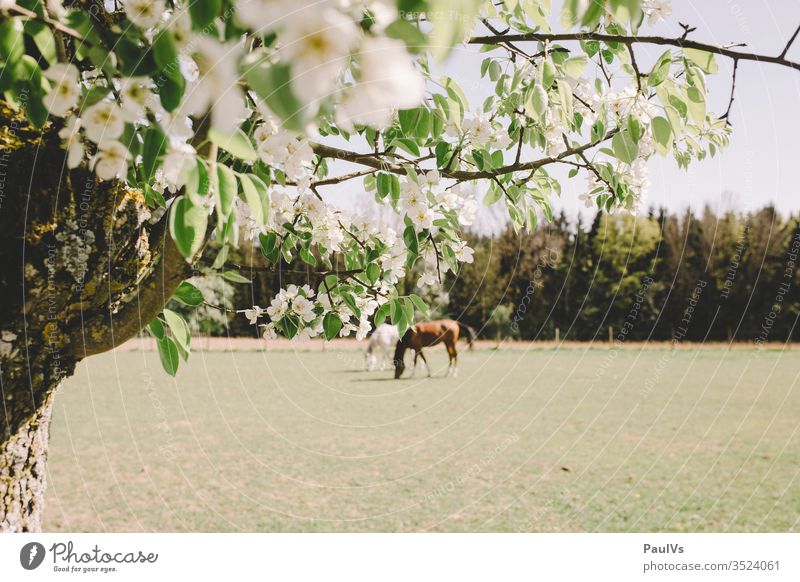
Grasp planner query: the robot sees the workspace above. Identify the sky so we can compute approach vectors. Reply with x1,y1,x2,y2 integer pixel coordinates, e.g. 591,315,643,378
325,1,800,230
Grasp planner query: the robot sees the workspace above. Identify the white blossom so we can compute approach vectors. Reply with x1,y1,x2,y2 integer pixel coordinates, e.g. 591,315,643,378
161,142,196,192
291,295,317,322
93,140,130,181
279,6,359,104
337,36,425,129
82,101,125,143
642,0,672,25
184,37,248,135
122,0,165,29
236,0,296,32
58,116,84,169
43,63,80,117
243,306,265,325
119,77,155,121
453,242,474,263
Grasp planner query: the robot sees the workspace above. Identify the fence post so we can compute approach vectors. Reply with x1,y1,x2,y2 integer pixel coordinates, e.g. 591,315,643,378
555,328,560,343
608,326,613,343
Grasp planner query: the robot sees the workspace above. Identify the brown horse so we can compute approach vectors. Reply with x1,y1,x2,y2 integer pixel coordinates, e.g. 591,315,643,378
393,320,477,379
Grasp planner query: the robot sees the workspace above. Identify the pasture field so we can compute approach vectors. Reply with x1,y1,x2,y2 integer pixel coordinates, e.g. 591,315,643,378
44,345,800,532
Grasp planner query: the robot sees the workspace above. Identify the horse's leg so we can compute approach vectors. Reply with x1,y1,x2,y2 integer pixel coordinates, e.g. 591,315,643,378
411,351,418,378
418,350,431,377
379,344,387,370
446,344,458,377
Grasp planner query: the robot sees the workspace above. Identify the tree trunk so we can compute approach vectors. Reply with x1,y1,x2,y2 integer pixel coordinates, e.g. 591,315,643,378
0,389,57,533
0,102,191,532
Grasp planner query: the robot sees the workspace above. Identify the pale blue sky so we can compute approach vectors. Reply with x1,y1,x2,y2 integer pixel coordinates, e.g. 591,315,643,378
327,2,800,225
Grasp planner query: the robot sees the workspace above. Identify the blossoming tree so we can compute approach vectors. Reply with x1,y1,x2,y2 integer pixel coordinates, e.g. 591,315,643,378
1,0,799,531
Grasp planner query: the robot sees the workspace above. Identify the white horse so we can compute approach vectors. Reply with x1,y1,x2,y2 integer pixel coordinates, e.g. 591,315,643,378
365,324,400,371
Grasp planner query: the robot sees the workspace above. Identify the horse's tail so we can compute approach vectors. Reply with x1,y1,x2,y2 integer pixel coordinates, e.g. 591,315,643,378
458,322,477,351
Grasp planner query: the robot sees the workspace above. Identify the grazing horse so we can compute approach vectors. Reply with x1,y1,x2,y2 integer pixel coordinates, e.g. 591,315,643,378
365,323,400,371
393,320,477,379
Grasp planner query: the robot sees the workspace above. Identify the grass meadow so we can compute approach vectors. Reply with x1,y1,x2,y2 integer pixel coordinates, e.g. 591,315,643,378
43,345,800,532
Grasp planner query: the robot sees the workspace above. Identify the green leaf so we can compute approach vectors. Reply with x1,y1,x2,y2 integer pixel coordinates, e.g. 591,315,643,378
527,84,548,121
239,174,269,225
173,281,204,306
185,159,210,204
563,56,588,79
376,172,392,198
0,18,24,68
651,116,673,155
259,231,279,262
141,126,167,183
163,308,190,354
686,86,706,124
428,0,481,60
366,263,381,284
668,93,688,119
300,246,317,266
374,302,390,327
243,58,305,131
169,196,208,258
209,127,257,161
542,58,556,89
342,292,361,319
149,317,165,340
189,0,222,28
25,21,56,64
221,270,251,284
403,297,415,326
323,312,343,341
157,74,185,112
648,50,672,87
152,30,179,74
612,131,638,164
157,337,179,376
214,163,237,222
393,138,421,157
409,294,429,318
384,19,426,50
683,48,718,74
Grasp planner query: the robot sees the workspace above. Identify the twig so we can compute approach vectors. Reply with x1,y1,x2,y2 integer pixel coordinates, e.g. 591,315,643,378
627,44,642,92
720,59,739,124
779,22,800,58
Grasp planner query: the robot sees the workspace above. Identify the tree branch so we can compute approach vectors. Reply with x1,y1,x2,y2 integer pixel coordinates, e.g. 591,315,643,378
67,223,193,358
314,130,617,181
721,58,739,124
468,31,800,73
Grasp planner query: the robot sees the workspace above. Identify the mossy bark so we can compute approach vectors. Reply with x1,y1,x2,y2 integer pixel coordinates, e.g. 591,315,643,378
0,102,190,531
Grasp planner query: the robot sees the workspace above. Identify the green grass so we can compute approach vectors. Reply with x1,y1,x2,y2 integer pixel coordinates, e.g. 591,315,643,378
44,347,800,532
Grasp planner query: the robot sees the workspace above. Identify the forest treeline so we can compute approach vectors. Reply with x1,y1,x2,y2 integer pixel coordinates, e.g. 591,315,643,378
184,205,800,343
